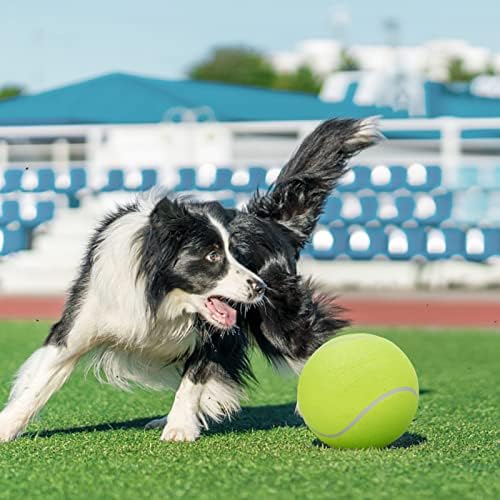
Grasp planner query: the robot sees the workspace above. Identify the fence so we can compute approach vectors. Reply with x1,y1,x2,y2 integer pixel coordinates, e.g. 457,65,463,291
0,117,500,172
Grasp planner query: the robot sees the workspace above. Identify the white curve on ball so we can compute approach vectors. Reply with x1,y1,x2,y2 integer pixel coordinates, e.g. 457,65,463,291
309,386,418,439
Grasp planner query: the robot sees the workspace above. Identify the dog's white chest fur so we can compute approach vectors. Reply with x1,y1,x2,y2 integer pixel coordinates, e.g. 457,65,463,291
69,207,199,390
87,314,197,391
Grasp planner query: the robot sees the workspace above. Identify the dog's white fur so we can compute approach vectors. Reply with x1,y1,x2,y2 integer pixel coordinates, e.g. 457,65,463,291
0,196,261,443
0,118,381,444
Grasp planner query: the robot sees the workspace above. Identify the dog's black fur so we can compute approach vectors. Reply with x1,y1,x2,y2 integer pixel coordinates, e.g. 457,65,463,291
0,117,380,443
150,118,380,393
57,117,379,413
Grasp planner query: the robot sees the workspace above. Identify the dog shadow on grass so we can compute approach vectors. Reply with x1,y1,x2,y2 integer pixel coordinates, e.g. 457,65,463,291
25,402,303,440
208,402,303,435
27,389,431,443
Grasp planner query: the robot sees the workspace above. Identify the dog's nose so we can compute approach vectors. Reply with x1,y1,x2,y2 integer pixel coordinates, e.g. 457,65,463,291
247,278,267,298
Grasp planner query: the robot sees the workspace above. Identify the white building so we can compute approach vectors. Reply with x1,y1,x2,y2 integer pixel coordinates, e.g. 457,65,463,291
270,38,500,81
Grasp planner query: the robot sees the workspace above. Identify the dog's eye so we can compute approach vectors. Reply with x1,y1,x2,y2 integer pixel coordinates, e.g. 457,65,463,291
206,250,223,263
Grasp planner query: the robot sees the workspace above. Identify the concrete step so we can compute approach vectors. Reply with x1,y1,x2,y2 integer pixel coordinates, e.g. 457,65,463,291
0,269,75,294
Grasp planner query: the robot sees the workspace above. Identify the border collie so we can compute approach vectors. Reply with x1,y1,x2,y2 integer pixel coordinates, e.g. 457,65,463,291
0,118,381,442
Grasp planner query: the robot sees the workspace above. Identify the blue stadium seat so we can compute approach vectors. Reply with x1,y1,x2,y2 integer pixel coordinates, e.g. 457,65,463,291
38,168,56,191
395,196,417,223
377,195,414,224
218,198,237,209
35,201,55,226
452,189,488,225
370,165,406,192
123,169,158,191
0,200,20,225
231,167,268,193
483,191,500,225
19,200,55,228
490,166,500,190
141,169,158,191
0,169,23,193
308,227,348,260
414,192,452,225
54,168,87,195
453,167,479,190
340,195,377,224
425,228,465,260
175,168,196,191
263,168,281,189
319,196,342,224
196,167,233,191
20,168,55,193
0,226,28,255
386,227,426,260
464,228,500,261
100,169,125,192
123,169,144,191
337,166,370,192
479,166,500,191
405,164,442,192
347,227,386,260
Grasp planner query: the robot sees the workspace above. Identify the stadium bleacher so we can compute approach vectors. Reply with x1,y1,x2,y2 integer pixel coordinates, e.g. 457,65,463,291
1,163,499,262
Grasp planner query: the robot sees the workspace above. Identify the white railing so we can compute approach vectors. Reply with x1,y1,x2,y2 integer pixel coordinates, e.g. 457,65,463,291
0,117,498,171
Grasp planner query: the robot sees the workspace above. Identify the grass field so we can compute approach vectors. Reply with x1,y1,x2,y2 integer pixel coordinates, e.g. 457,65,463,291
0,321,498,500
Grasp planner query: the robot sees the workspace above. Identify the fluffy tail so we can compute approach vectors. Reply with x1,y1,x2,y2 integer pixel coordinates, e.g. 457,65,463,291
247,117,383,248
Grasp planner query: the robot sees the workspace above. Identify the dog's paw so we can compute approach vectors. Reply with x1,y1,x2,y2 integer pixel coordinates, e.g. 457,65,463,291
144,416,167,430
0,431,18,443
0,424,21,443
0,413,22,443
160,425,200,442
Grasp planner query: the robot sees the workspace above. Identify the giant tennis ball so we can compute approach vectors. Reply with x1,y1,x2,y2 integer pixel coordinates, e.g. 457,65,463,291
297,334,419,449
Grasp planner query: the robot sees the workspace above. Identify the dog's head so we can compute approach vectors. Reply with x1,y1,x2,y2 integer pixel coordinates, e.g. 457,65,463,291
139,198,266,329
140,119,380,332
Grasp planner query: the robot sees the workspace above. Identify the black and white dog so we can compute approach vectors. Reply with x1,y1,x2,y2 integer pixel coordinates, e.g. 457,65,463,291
0,118,380,442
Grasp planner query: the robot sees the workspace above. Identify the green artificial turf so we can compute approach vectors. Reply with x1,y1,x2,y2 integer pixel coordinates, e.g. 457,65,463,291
0,321,498,500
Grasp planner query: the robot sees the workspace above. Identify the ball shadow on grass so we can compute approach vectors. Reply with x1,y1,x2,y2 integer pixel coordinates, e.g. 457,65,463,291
419,388,433,396
312,432,427,450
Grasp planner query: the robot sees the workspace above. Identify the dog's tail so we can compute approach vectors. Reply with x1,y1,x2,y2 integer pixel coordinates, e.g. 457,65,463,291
247,117,383,248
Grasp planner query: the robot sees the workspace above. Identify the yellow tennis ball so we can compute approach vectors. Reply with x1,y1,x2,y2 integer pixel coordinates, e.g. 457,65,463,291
298,333,419,449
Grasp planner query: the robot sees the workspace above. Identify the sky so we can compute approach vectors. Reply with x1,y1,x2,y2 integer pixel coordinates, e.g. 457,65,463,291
3,0,500,92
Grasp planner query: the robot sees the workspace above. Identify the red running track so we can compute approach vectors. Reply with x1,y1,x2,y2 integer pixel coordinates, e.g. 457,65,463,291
0,294,498,328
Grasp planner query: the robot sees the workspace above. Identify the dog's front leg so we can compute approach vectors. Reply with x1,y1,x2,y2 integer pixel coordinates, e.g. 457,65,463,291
146,332,248,441
157,375,204,442
146,368,243,442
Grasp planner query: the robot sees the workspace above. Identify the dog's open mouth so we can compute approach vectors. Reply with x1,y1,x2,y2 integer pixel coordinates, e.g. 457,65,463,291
204,296,237,328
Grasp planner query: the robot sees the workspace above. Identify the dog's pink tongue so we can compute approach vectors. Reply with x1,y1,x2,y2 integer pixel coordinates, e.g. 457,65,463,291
208,298,237,327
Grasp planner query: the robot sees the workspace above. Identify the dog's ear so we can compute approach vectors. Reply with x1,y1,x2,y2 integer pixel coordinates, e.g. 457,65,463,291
247,118,382,249
138,197,195,315
142,196,192,260
145,196,198,261
150,197,190,229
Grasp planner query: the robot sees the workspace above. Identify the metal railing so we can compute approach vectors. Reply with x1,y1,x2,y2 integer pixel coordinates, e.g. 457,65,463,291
0,117,498,171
